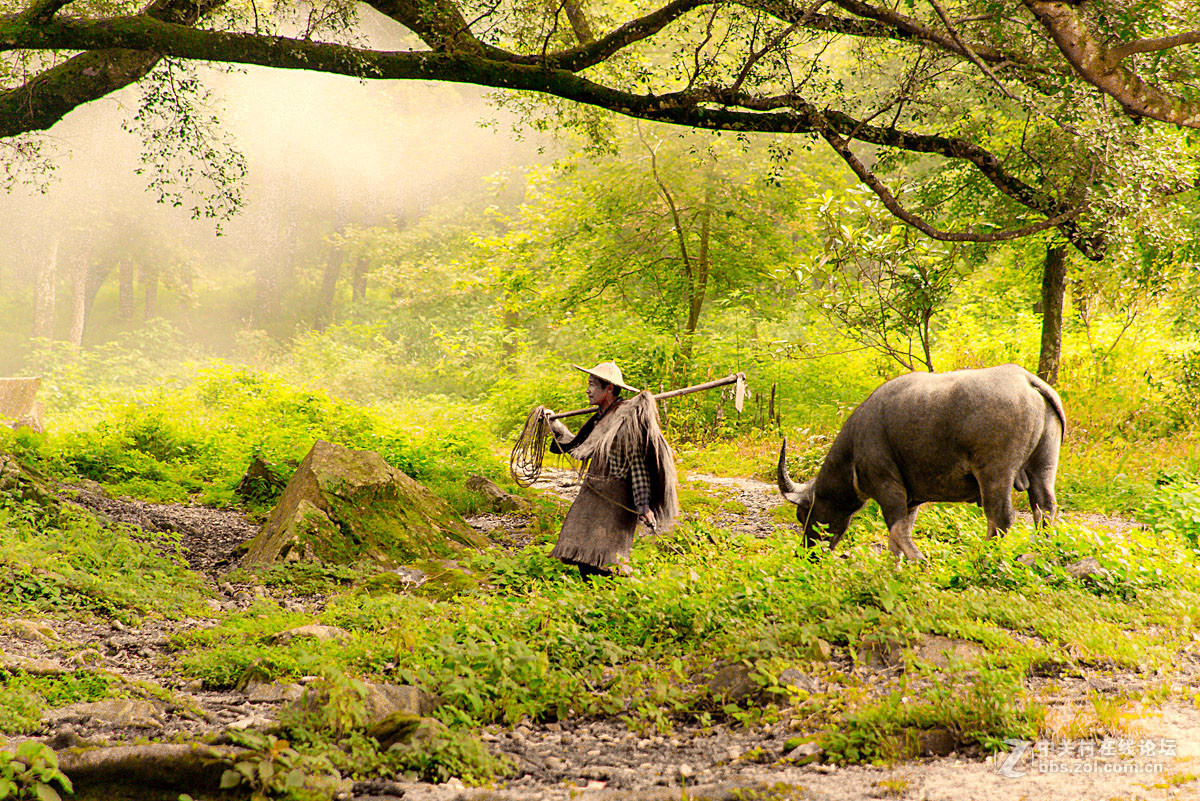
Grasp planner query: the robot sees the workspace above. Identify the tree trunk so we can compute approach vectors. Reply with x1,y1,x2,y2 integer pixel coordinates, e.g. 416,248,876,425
315,246,344,330
253,261,280,325
119,260,135,321
351,256,368,303
68,253,88,347
33,235,59,340
1037,245,1068,385
679,176,713,369
142,264,159,319
560,0,594,43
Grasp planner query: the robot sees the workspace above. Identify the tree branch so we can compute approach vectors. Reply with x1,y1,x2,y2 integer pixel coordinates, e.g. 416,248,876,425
818,122,1087,248
366,0,488,53
1023,0,1200,127
0,0,225,138
21,0,77,24
926,0,1017,102
1110,32,1200,62
0,4,1103,256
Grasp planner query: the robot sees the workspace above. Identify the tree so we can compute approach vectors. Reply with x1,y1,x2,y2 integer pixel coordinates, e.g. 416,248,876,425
1037,244,1067,384
805,190,960,371
472,124,822,379
1,0,1197,258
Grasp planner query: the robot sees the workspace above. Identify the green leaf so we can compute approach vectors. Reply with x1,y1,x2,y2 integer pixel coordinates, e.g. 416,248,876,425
15,741,48,765
34,783,62,801
219,769,243,789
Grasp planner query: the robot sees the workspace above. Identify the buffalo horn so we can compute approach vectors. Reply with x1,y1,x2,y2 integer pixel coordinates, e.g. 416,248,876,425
777,437,807,504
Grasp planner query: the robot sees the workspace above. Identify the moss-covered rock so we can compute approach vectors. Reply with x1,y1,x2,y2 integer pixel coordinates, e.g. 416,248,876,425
0,452,61,516
242,440,484,567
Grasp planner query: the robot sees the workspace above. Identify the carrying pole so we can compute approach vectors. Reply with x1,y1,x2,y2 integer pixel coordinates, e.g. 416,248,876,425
548,372,747,419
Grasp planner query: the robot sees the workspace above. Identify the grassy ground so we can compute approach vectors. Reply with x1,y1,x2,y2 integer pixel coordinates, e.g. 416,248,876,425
4,367,1200,794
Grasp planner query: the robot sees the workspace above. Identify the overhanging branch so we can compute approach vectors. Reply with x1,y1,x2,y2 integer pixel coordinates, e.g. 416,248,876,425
0,6,1103,255
1110,31,1200,62
819,123,1090,251
1023,0,1200,127
21,0,77,23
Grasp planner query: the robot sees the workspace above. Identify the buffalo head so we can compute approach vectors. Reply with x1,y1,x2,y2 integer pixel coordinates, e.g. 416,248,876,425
777,437,853,548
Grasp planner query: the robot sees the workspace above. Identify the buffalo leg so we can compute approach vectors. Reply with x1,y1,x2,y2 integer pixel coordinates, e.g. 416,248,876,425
883,504,926,562
978,474,1017,538
1025,414,1062,528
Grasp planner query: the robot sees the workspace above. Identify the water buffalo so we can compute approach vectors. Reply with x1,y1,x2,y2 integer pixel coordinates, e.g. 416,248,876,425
777,364,1065,561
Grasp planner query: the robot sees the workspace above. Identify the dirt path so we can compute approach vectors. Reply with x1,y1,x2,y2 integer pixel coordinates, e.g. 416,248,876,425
7,478,1193,801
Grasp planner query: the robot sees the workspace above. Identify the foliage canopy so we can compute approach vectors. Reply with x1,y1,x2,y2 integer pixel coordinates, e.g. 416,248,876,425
1,0,1198,253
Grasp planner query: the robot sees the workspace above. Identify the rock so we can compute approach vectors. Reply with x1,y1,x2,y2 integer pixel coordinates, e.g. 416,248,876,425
466,475,531,513
363,683,439,723
234,455,288,503
47,727,87,750
1066,556,1108,579
0,377,44,433
56,743,240,792
246,682,305,703
366,713,423,750
227,713,276,731
703,663,758,702
388,559,478,601
366,566,428,591
908,634,988,669
1,655,69,675
778,668,816,692
288,681,438,735
243,440,485,567
352,778,409,797
50,699,165,729
0,453,58,511
70,649,103,668
1016,553,1037,566
806,638,834,661
917,728,958,756
9,619,60,643
268,624,351,644
786,741,823,764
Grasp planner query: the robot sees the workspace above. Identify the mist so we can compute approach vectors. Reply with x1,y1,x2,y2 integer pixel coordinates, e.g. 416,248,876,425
0,37,559,368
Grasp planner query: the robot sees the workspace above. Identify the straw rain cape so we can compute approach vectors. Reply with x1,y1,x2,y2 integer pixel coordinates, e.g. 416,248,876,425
549,390,679,571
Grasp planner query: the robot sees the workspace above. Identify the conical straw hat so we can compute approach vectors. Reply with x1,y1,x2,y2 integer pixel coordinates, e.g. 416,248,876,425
573,361,638,393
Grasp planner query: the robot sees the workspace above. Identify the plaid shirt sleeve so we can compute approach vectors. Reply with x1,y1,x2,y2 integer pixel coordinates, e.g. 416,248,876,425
626,445,651,514
603,439,652,514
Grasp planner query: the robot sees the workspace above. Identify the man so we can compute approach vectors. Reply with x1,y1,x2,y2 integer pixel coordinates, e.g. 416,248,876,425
542,361,679,579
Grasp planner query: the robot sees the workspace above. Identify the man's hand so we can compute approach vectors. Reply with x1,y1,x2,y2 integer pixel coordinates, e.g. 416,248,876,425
639,509,657,530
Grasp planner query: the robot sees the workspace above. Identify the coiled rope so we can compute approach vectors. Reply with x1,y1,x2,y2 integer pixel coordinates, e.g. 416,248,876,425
509,405,551,487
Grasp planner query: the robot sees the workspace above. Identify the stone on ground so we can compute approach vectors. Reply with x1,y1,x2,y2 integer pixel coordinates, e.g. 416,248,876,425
466,475,531,512
242,440,484,566
0,376,44,433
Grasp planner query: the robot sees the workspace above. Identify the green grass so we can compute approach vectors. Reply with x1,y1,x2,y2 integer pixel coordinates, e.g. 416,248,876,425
0,503,207,621
0,365,508,515
0,670,124,734
8,366,1200,783
167,508,1200,752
